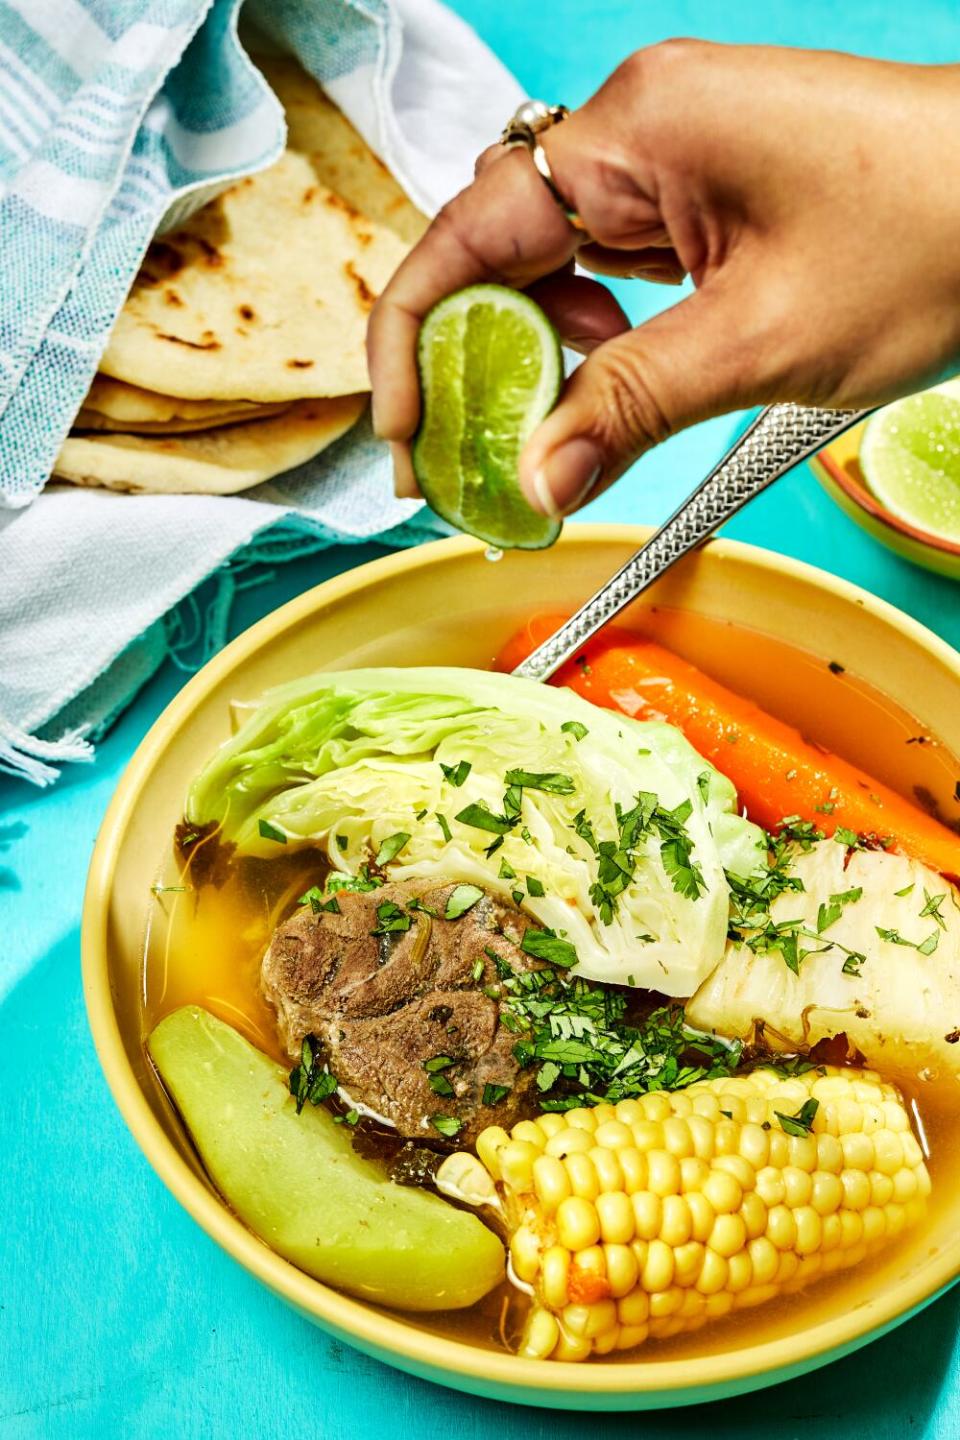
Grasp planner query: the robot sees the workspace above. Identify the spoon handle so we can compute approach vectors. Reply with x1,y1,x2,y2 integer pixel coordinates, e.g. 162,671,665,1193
511,402,874,683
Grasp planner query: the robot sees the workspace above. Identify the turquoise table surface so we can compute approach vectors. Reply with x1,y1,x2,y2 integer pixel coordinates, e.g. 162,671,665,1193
5,2,960,1436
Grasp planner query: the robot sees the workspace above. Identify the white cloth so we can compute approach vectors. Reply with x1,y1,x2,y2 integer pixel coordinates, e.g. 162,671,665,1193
0,0,523,785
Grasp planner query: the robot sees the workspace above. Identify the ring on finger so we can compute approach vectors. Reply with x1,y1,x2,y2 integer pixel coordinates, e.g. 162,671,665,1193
499,100,590,235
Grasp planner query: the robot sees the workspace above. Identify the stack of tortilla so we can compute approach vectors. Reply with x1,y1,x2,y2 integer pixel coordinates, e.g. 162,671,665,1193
56,56,427,496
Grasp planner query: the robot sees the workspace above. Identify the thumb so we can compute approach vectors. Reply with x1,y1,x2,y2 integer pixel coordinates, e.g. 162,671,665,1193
519,281,764,516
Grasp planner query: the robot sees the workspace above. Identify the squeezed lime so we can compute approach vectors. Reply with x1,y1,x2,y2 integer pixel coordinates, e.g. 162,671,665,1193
860,388,960,542
413,285,563,550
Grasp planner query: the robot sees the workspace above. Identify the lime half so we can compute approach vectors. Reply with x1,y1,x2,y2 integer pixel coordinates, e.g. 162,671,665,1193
413,285,563,550
860,389,960,542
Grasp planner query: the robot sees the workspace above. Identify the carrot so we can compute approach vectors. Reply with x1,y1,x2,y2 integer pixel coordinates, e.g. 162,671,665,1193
497,612,960,883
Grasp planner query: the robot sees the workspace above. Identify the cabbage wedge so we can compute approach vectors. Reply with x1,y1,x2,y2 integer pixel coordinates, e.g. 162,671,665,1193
186,668,765,994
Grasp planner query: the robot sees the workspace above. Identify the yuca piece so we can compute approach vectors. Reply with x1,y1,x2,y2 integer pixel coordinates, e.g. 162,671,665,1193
254,53,427,244
687,845,960,1081
80,375,279,428
98,151,410,403
438,1067,929,1361
54,395,365,495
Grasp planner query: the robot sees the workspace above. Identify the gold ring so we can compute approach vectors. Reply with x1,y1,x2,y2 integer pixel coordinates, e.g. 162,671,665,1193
499,100,589,234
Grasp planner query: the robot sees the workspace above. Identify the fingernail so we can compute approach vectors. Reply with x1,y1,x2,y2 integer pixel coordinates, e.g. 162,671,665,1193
526,438,602,516
390,441,421,499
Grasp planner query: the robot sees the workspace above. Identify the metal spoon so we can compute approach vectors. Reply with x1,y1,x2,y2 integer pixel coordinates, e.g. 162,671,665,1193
511,402,874,682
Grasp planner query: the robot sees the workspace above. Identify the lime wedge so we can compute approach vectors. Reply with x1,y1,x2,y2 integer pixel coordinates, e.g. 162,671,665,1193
860,389,960,541
413,285,563,550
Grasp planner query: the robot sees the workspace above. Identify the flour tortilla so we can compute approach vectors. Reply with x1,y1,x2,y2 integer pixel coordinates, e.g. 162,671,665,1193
76,404,291,434
254,54,428,244
98,152,410,402
83,375,276,425
55,395,366,495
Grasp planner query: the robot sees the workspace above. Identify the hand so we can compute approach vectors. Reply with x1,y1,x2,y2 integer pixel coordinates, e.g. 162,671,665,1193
367,41,960,517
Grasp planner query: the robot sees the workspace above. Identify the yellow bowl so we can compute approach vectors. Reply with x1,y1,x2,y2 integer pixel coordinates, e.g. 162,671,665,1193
810,424,960,581
82,525,960,1410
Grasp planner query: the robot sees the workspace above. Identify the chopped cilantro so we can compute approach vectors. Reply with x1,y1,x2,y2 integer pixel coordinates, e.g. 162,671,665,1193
430,1114,463,1138
258,818,286,844
423,1055,455,1073
407,897,438,917
444,883,484,920
289,1035,338,1114
499,790,521,829
336,834,348,852
471,957,484,982
876,925,940,955
526,876,546,898
816,886,863,933
455,801,514,835
895,883,916,897
499,963,741,1109
498,857,517,880
482,1083,511,1106
920,889,948,930
520,928,578,968
375,831,410,866
415,807,428,821
696,771,711,803
326,866,382,895
775,1098,819,1136
834,826,861,849
372,900,412,935
436,813,452,842
778,817,825,849
842,951,867,976
440,759,472,787
511,888,525,907
504,768,576,794
560,720,589,742
571,809,599,854
428,1073,455,1097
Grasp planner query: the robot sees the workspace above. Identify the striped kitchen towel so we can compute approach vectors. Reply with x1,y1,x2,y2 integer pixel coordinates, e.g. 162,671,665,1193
0,0,523,782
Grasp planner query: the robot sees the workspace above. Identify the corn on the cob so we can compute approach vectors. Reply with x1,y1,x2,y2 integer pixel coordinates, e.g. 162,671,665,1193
438,1066,930,1362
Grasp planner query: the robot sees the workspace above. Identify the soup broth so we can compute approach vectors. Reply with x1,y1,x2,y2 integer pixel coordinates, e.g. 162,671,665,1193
142,609,960,1361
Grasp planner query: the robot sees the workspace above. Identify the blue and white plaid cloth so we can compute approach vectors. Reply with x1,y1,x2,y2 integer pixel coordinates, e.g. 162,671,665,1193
0,0,522,783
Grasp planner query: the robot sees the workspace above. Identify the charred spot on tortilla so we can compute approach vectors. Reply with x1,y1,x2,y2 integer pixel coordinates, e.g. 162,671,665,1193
286,358,315,369
157,332,222,351
324,189,360,217
164,290,184,307
238,304,256,321
345,260,376,309
194,236,224,268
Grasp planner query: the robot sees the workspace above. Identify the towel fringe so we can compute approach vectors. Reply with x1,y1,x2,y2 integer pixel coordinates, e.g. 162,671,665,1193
0,717,93,787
